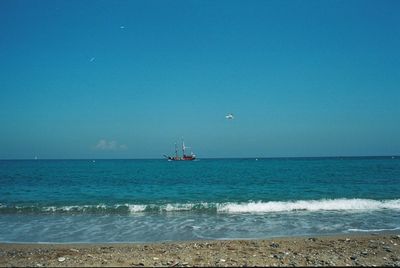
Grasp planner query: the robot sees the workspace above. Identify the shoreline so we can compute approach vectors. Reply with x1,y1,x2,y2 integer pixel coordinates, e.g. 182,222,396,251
1,233,399,267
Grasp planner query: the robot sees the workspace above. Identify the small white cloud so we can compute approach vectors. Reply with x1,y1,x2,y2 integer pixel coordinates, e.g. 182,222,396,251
95,139,127,151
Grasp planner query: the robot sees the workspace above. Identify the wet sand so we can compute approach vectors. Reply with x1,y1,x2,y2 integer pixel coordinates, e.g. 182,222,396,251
1,233,399,267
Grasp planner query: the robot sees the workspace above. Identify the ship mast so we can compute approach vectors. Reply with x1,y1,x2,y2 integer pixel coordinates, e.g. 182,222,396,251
182,139,186,157
175,143,178,158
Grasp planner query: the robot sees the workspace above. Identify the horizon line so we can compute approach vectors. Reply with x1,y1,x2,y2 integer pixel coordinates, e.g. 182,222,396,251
0,155,399,161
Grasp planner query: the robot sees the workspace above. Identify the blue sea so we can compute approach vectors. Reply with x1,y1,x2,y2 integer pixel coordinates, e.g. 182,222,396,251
0,157,399,243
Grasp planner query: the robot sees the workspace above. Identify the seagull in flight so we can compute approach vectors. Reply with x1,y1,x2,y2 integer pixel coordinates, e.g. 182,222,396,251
225,113,234,120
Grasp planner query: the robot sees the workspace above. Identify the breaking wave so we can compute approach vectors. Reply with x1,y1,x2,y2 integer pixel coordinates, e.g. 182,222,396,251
218,198,400,213
1,198,399,215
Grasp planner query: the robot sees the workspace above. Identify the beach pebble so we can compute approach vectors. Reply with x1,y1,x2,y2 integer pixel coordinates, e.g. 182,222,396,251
383,246,392,252
70,248,79,252
270,242,279,248
58,257,66,262
153,257,159,260
170,261,180,267
274,254,283,260
220,259,226,262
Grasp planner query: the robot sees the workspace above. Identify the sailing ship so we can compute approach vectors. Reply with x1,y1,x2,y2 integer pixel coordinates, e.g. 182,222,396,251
164,140,196,161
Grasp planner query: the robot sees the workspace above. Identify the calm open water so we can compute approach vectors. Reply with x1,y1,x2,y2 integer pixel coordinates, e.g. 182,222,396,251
0,157,399,243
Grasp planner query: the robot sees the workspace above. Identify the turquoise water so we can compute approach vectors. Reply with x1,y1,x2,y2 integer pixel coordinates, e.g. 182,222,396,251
0,157,399,243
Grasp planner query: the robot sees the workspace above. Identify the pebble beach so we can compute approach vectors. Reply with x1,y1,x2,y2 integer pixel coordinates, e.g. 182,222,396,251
1,233,400,267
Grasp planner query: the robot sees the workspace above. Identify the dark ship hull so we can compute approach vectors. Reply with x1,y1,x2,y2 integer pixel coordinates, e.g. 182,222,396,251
165,155,196,161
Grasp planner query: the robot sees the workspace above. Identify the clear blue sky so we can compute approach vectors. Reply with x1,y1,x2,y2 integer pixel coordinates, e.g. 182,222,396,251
1,0,399,159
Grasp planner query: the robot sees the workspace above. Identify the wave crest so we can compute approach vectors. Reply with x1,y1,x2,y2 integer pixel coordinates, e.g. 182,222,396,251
1,198,399,214
217,198,400,213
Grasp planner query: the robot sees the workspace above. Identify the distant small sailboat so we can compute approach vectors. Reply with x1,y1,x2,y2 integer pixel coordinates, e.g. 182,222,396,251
164,139,196,161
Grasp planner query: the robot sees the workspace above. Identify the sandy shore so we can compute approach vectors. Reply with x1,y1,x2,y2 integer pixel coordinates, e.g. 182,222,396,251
1,233,399,267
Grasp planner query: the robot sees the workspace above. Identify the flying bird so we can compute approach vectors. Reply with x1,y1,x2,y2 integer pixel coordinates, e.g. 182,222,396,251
225,113,234,120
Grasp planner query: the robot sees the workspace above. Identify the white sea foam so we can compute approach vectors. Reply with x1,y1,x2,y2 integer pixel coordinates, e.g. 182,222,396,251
163,202,211,212
41,204,108,212
126,204,147,213
217,198,400,213
348,227,400,232
3,199,400,214
164,203,191,211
